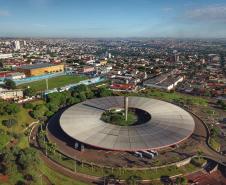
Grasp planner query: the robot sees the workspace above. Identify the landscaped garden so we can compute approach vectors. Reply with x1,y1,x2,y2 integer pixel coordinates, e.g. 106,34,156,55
101,109,137,126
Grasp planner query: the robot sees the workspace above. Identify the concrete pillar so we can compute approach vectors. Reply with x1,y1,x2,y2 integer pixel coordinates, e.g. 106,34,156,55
124,96,128,121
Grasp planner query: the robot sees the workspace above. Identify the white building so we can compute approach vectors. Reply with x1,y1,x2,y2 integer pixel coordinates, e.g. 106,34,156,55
0,53,13,59
0,88,23,100
144,75,184,91
14,40,21,50
6,72,26,80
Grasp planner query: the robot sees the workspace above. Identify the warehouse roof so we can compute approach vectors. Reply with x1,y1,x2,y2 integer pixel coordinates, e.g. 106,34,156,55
18,63,62,70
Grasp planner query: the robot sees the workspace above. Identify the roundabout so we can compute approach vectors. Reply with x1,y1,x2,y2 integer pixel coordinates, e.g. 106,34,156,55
59,96,195,151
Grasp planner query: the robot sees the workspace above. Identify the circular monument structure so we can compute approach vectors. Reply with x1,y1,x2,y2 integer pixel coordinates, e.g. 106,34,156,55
59,96,195,151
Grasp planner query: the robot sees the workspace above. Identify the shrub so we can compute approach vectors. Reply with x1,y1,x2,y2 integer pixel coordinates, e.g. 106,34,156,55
23,102,34,109
2,119,17,128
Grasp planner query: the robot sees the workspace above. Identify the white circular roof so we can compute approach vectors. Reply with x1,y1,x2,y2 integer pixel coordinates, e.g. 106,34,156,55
60,96,195,151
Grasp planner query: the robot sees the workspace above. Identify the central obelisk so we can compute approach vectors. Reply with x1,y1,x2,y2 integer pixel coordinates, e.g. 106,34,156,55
124,96,128,121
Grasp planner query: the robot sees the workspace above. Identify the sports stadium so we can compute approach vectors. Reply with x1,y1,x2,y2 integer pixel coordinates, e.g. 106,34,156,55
47,96,205,168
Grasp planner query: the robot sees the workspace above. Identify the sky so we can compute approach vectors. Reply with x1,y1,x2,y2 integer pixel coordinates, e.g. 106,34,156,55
0,0,226,38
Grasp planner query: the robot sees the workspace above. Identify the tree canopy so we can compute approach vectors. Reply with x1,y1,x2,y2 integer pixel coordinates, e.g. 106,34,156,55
4,79,16,89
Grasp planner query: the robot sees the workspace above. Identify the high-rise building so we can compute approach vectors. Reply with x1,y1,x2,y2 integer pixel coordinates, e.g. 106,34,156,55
175,54,179,62
14,40,20,50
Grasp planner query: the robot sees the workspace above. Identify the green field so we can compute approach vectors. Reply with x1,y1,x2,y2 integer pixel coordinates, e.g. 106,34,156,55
17,75,88,92
124,88,208,107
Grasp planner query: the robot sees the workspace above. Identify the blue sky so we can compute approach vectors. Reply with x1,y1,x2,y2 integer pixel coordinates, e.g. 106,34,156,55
0,0,226,38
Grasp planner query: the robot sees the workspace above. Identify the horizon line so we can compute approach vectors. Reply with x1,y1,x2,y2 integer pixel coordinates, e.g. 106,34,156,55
1,36,226,40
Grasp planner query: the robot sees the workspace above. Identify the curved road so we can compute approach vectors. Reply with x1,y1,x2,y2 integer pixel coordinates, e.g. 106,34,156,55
46,109,226,167
29,123,101,184
189,111,226,166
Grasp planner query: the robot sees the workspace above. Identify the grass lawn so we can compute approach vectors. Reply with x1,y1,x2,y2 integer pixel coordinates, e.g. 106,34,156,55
146,89,208,106
30,99,46,106
17,134,29,149
125,88,208,107
0,133,10,150
0,100,41,149
39,161,88,185
17,75,87,92
191,157,207,167
0,105,36,133
209,138,221,151
101,110,137,126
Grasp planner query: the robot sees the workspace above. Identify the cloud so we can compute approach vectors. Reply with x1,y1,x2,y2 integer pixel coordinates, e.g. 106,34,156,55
0,10,10,16
185,5,226,22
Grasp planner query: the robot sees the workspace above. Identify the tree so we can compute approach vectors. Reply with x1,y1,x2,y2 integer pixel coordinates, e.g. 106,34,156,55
47,142,57,154
73,84,89,93
0,163,6,174
77,91,86,101
126,175,142,185
4,79,16,89
47,92,70,107
15,180,26,185
23,102,34,109
67,97,81,105
46,102,59,112
23,88,35,97
217,99,226,110
86,90,94,99
17,148,39,171
5,103,20,114
175,177,187,185
0,100,7,115
2,148,18,175
31,104,48,119
2,119,17,128
0,59,3,68
45,110,54,117
98,87,112,97
210,126,220,138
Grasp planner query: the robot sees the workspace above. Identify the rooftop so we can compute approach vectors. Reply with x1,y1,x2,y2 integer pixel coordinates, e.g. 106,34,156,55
17,63,62,70
60,96,195,151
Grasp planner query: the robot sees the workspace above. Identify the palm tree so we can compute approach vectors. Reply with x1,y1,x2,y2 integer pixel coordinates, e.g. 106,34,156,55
126,175,142,185
39,130,47,156
39,130,46,142
48,142,57,155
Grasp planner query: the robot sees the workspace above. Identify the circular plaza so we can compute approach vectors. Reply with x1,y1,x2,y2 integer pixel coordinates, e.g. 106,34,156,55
59,96,195,151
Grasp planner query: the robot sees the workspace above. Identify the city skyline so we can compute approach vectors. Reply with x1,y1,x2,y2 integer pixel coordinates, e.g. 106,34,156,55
0,0,226,38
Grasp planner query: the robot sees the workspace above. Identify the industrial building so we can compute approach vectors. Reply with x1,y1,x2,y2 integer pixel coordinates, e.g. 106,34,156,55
17,63,64,77
143,74,184,91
